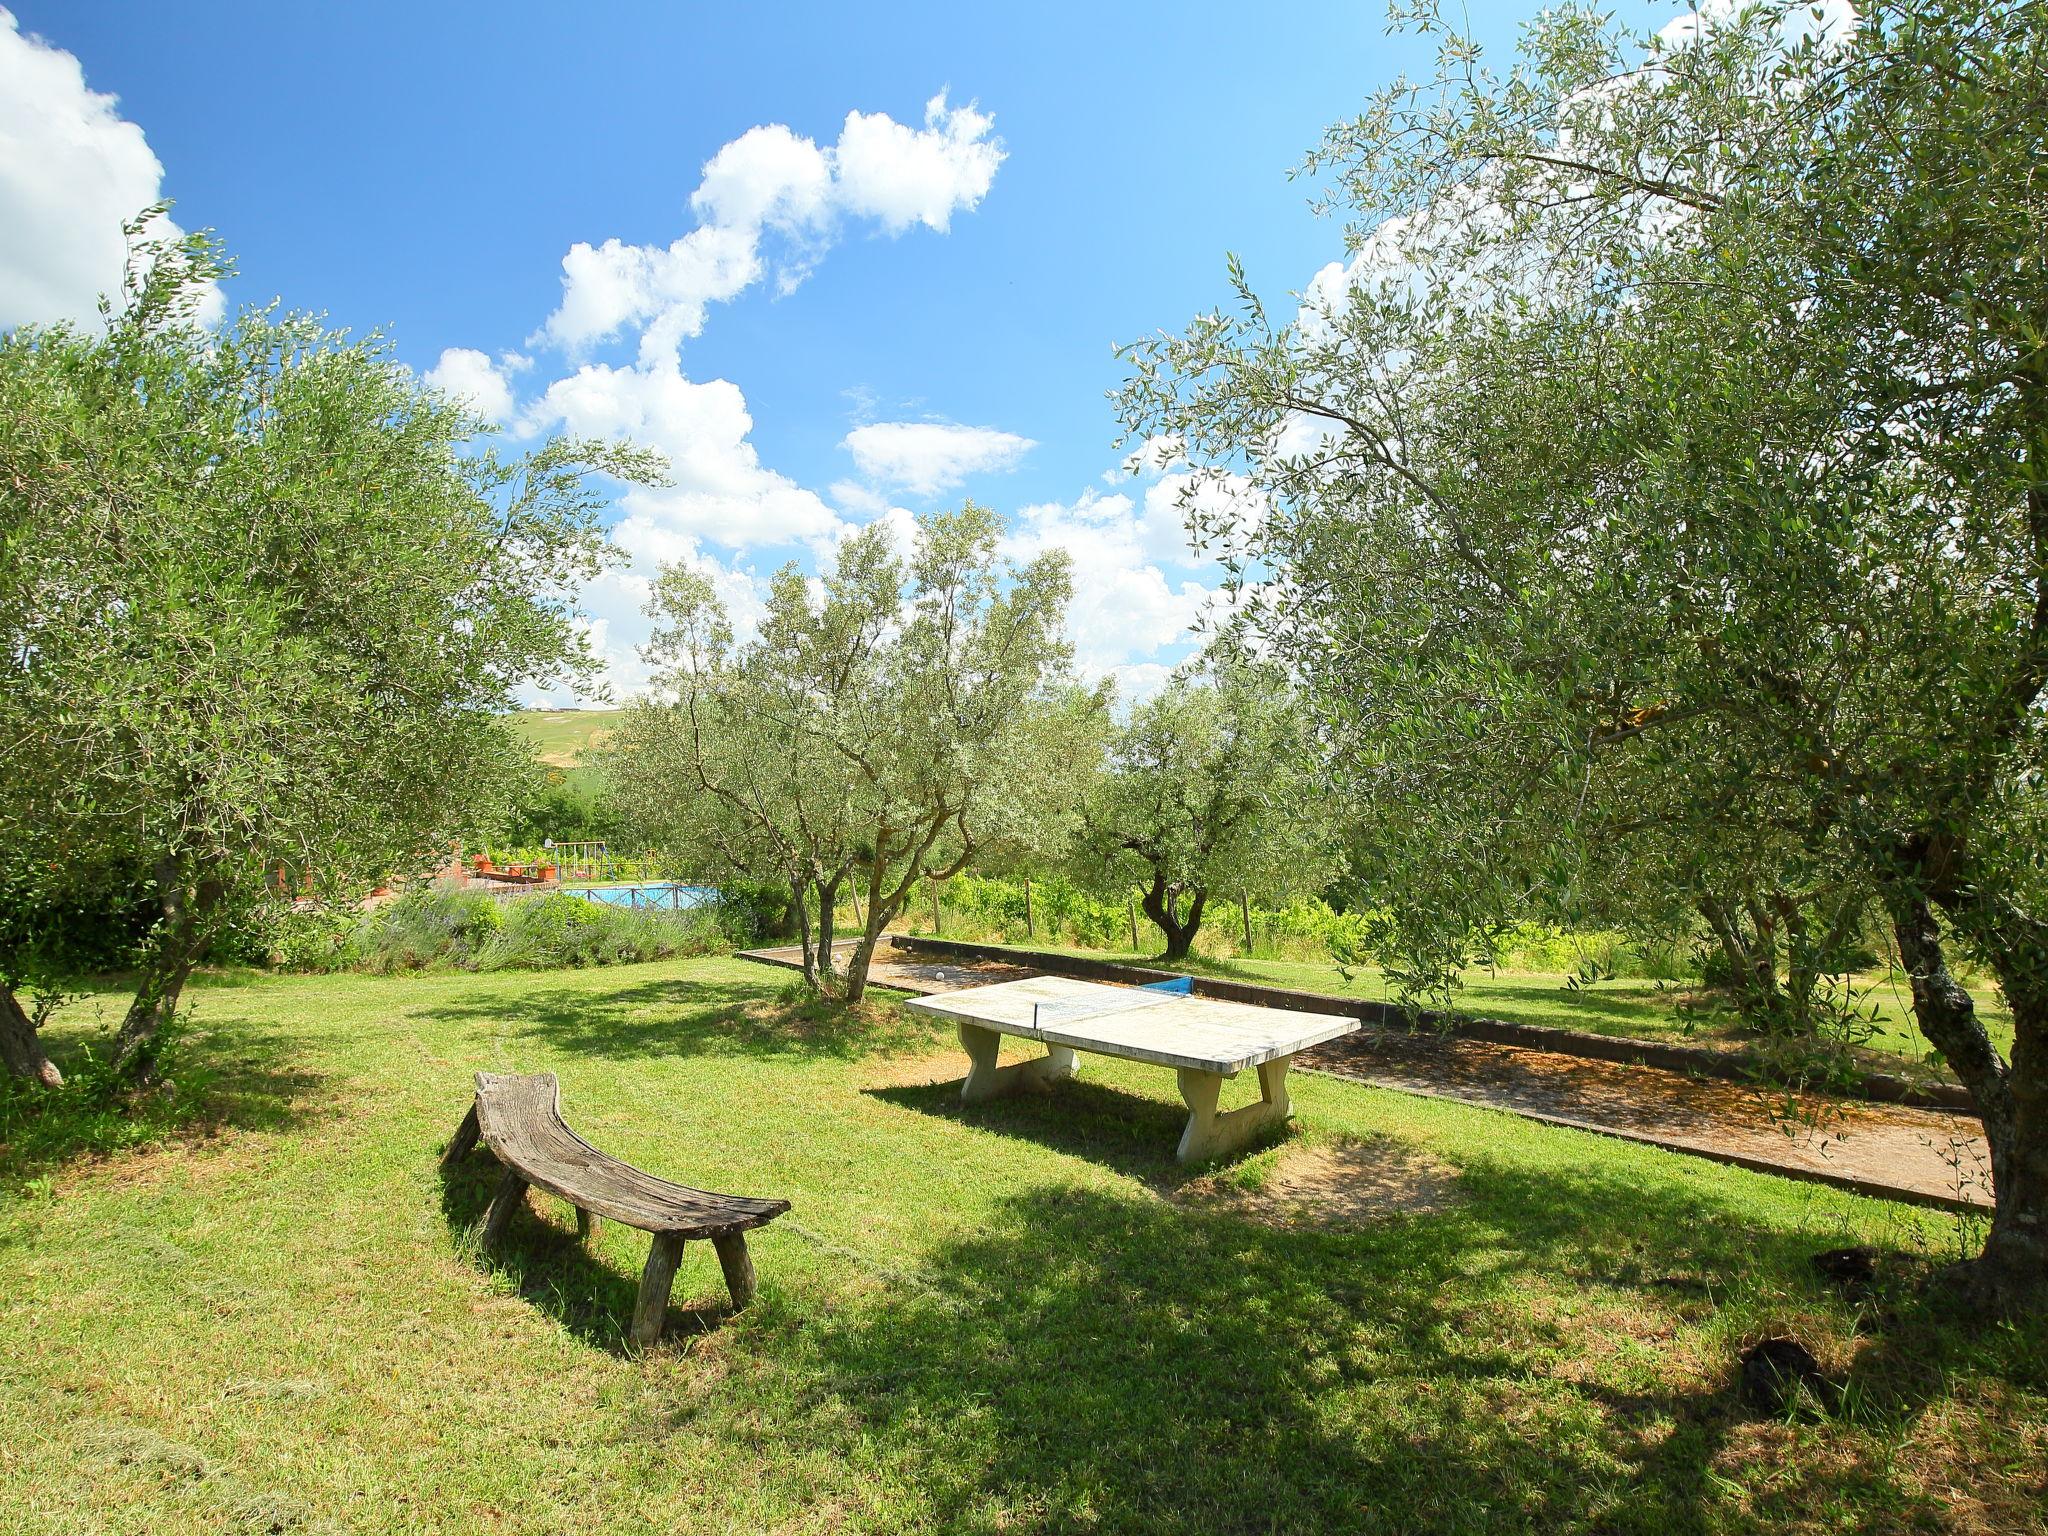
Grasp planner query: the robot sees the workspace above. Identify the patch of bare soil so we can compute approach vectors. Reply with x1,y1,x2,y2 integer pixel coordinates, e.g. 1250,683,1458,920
1189,1138,1464,1228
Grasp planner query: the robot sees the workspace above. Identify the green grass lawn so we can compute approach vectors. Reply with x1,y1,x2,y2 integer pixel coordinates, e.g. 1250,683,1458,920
3,957,2042,1533
921,932,2014,1077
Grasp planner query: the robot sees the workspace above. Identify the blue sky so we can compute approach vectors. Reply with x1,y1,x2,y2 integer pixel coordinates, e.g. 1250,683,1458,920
2,0,1540,701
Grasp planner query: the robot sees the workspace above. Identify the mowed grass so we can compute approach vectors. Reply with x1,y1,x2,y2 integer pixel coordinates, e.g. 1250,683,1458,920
508,706,625,768
3,958,2044,1534
935,935,2014,1075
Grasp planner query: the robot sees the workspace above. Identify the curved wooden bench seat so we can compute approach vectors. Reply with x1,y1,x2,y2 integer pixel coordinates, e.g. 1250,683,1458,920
443,1071,788,1345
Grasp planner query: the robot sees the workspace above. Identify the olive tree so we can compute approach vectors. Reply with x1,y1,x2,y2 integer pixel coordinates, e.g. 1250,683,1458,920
0,219,657,1080
603,537,895,989
1074,649,1332,961
1121,0,2048,1306
610,503,1095,1001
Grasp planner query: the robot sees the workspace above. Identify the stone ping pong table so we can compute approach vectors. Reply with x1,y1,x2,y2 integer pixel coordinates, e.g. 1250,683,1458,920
904,974,1360,1162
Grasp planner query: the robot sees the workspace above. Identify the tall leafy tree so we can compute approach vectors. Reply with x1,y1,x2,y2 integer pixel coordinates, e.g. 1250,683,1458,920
603,538,894,989
0,217,657,1079
1121,0,2048,1305
1075,649,1332,961
610,504,1096,1001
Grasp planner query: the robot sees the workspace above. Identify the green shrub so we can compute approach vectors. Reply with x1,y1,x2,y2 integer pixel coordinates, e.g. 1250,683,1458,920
475,892,720,970
350,889,505,973
713,879,796,947
215,899,362,973
901,873,1708,980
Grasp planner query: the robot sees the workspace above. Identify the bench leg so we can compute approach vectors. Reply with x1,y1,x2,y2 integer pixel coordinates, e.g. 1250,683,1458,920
442,1103,481,1166
575,1207,601,1249
632,1233,686,1347
959,1022,1080,1104
712,1232,758,1310
1175,1054,1295,1164
481,1167,529,1249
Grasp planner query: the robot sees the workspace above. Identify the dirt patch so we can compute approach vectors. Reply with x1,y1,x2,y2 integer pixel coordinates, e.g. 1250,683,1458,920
1189,1138,1464,1228
1303,1027,1994,1211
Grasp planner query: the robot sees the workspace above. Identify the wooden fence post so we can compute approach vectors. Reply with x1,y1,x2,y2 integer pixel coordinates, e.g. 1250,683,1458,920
931,877,943,936
1241,891,1254,954
1128,894,1140,952
1023,876,1035,938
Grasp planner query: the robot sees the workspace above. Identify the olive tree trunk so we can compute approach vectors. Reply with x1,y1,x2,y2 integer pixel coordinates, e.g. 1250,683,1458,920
789,874,818,989
0,986,61,1088
1884,881,2047,1310
1698,894,1783,1026
842,830,969,1004
1141,876,1207,963
113,860,224,1080
814,873,841,988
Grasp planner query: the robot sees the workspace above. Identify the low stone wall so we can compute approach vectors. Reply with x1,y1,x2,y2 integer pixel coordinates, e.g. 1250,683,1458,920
881,933,1976,1116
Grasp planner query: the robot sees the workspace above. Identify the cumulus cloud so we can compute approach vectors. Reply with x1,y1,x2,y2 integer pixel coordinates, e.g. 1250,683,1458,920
540,224,762,361
0,10,222,330
491,90,1016,704
537,91,1003,356
691,122,835,234
527,356,843,550
842,421,1035,498
493,89,1105,704
833,94,1004,234
1004,483,1227,692
423,346,524,423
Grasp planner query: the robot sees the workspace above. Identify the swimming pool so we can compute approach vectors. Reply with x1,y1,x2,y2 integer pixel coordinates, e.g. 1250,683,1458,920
565,882,717,911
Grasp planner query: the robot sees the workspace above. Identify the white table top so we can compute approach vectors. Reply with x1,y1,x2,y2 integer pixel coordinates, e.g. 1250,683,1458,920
905,974,1359,1075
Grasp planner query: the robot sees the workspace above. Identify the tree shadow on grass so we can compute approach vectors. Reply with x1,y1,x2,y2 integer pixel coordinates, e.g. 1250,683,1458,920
416,974,938,1066
437,1142,730,1355
866,1074,1287,1191
762,1177,1742,1534
0,1021,329,1192
753,1090,2046,1532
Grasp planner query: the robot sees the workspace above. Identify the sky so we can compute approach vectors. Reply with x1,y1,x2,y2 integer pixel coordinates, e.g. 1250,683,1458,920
1,0,1548,703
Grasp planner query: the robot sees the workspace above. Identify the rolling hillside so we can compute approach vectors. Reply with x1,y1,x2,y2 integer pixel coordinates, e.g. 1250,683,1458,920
509,708,625,768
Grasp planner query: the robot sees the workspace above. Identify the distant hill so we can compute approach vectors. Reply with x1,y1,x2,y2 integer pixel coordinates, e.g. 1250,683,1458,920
509,708,626,768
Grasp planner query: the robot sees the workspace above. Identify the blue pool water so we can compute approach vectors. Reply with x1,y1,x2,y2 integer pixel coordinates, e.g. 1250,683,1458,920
566,882,717,911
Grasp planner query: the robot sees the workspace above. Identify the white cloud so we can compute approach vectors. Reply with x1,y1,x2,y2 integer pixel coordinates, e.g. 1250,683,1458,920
0,11,222,330
505,91,1020,703
528,356,843,550
691,122,834,234
1110,662,1176,702
833,93,1004,234
423,346,518,423
828,478,893,517
1659,0,1857,53
1005,484,1223,688
537,91,1004,358
1114,433,1185,481
843,420,1035,498
539,224,762,359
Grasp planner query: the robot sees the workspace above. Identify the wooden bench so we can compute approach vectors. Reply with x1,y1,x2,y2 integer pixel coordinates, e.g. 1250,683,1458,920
443,1072,789,1345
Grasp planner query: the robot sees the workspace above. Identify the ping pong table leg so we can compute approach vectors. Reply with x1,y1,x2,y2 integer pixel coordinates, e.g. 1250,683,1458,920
1176,1054,1295,1163
958,1024,1080,1103
959,1022,1006,1102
